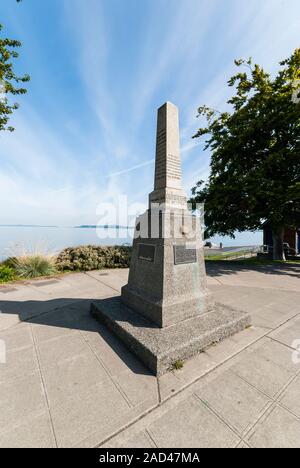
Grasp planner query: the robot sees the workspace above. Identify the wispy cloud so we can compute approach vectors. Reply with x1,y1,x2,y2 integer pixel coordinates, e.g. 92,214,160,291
132,0,219,125
104,159,155,179
1,0,299,227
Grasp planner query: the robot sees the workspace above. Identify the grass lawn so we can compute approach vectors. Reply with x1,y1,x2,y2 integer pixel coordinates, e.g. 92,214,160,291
204,249,254,261
205,255,300,265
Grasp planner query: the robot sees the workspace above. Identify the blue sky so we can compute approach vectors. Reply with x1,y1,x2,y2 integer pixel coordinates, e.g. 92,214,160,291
0,0,299,243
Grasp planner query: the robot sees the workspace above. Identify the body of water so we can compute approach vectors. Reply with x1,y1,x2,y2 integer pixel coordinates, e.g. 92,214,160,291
0,226,263,261
210,231,263,248
0,226,133,261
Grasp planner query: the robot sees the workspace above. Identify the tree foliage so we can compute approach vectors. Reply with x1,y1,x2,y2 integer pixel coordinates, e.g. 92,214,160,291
190,50,300,260
0,1,29,131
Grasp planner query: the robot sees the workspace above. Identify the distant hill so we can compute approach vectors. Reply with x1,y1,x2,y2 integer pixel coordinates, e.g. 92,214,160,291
0,224,133,229
75,225,133,229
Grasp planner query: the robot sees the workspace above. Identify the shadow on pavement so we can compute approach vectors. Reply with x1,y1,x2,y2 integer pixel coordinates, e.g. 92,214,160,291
0,296,151,376
205,261,300,278
0,262,299,376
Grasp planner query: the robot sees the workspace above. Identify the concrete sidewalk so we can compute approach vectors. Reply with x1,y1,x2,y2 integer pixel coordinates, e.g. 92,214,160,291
0,263,299,448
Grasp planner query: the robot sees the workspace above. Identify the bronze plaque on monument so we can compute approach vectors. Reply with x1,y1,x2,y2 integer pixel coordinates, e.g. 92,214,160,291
138,244,156,262
174,245,197,265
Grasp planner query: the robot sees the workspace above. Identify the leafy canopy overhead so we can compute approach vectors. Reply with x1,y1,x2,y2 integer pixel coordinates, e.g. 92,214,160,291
190,49,300,240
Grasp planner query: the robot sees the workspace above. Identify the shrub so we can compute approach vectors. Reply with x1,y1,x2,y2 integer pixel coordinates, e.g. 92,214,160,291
56,245,131,271
11,254,57,279
0,265,15,283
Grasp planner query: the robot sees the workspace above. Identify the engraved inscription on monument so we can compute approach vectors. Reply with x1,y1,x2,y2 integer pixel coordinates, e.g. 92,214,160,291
174,245,197,265
155,129,167,186
167,154,181,180
138,244,156,262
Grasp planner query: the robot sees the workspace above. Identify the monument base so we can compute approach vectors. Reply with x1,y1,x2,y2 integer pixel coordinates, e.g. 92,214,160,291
90,298,251,376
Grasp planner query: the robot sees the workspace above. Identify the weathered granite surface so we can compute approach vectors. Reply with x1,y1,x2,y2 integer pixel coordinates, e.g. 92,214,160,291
91,297,251,376
149,102,187,208
121,217,212,328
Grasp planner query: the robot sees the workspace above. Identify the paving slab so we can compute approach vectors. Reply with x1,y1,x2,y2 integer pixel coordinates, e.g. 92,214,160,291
158,352,217,401
0,322,33,351
220,293,276,315
0,345,39,384
31,320,78,343
147,395,239,448
207,286,247,306
52,274,119,300
0,411,56,448
268,315,300,349
251,337,299,374
206,263,300,292
0,313,21,332
80,321,159,410
41,351,110,408
50,379,131,447
113,370,158,409
26,278,70,295
0,285,62,322
279,375,300,418
103,430,156,448
247,405,300,448
36,333,92,370
228,348,294,398
29,303,96,342
86,270,128,293
82,320,154,377
236,441,250,448
194,370,271,437
26,284,118,303
201,331,259,366
0,372,48,434
105,388,240,449
251,302,299,329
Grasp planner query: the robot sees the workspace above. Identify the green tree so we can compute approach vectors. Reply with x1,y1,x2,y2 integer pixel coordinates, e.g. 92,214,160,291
0,1,29,131
190,50,300,260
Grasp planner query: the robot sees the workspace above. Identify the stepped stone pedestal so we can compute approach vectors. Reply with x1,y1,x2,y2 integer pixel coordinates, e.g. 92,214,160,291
91,102,251,375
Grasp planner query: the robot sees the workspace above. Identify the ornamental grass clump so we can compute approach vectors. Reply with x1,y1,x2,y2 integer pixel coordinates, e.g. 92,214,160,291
11,254,57,279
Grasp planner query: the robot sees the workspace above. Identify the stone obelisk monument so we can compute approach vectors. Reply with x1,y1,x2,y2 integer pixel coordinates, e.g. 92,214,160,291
122,102,211,328
91,102,251,375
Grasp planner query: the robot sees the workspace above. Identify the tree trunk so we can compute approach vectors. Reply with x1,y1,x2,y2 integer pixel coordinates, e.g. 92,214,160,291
272,227,286,261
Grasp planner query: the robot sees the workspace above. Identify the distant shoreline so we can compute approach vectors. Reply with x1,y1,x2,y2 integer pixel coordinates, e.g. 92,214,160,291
0,225,133,229
74,225,134,229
